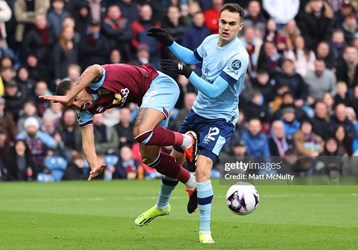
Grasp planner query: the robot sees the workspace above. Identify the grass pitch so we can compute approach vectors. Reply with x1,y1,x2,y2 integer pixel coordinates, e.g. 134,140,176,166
0,180,357,250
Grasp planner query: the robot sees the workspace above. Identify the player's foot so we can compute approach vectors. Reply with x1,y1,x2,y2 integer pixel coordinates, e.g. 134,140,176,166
199,232,215,243
183,131,198,172
185,188,197,214
134,204,171,226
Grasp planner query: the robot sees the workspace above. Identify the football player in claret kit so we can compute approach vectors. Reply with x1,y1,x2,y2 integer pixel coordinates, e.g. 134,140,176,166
136,3,249,243
39,63,197,192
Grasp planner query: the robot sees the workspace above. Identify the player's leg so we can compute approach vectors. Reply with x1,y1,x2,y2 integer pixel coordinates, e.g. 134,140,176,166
195,155,215,244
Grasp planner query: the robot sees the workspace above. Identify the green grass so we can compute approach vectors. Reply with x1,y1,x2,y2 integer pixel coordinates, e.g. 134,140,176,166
0,180,357,250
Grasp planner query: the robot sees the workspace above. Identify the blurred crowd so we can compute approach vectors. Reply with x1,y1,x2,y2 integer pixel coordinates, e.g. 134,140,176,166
0,0,357,182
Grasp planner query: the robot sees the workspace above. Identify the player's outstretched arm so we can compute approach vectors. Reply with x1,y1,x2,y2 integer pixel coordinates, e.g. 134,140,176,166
161,60,229,98
39,64,103,105
81,124,105,181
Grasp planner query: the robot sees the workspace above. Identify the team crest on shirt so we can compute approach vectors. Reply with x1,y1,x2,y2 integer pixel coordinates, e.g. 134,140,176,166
231,60,241,70
98,89,110,95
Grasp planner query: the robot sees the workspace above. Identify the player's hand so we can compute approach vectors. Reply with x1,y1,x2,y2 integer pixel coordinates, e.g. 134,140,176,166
39,95,71,105
88,163,106,181
147,27,173,46
160,59,193,78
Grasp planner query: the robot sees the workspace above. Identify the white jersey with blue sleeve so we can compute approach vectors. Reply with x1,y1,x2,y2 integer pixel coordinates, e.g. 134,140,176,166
192,34,248,124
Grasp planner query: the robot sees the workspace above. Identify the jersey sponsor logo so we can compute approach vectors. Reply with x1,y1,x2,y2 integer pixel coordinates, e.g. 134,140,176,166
203,127,220,143
231,60,241,70
112,88,130,106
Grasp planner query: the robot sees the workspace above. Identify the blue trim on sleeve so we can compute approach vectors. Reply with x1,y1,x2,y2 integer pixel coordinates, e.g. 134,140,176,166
220,71,237,86
193,50,203,62
168,42,201,65
88,68,106,90
78,110,93,126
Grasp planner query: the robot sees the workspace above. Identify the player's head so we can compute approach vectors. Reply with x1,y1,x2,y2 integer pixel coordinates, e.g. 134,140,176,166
218,3,244,46
56,79,94,110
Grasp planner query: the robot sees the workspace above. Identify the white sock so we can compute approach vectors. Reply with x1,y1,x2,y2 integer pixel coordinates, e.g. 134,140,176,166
185,173,196,190
181,134,192,149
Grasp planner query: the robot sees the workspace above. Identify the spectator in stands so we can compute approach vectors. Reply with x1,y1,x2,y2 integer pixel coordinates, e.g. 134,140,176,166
102,108,121,128
13,0,50,44
243,90,271,125
0,0,12,50
330,103,356,142
335,45,358,89
273,92,309,122
66,64,81,83
262,0,299,29
304,59,337,105
33,80,52,117
130,43,150,66
17,100,42,132
62,153,87,180
257,40,282,73
298,0,335,51
3,79,27,122
341,13,357,45
56,109,82,161
333,0,356,29
15,66,36,98
24,54,48,82
268,120,295,157
331,29,348,60
241,26,263,74
334,81,350,105
7,139,38,181
118,0,139,24
315,41,335,70
182,11,210,52
131,4,161,68
72,0,91,40
93,113,119,155
242,0,266,35
175,92,196,131
112,145,144,179
274,58,308,108
285,35,316,77
102,4,132,62
251,69,274,104
47,0,71,39
203,0,223,34
52,25,79,82
79,19,110,69
162,5,186,45
323,92,335,116
43,101,63,126
315,137,342,176
294,119,324,158
0,97,17,143
22,14,56,81
311,101,332,140
114,107,134,149
280,106,301,136
16,117,59,170
334,124,353,156
241,118,271,158
282,19,301,51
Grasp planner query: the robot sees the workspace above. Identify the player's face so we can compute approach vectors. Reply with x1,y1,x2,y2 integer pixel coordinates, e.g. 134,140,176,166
67,90,94,110
218,10,243,46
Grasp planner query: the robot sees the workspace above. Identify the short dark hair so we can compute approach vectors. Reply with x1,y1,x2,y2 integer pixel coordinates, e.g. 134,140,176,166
56,79,73,96
220,3,245,19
